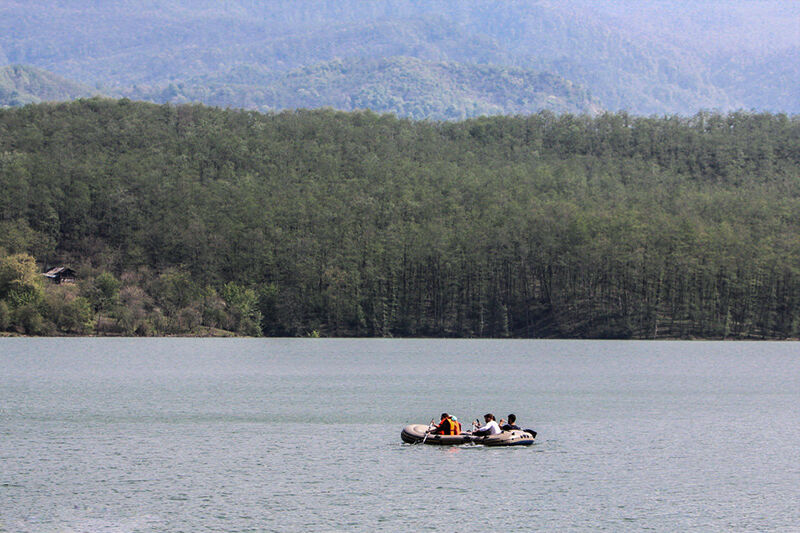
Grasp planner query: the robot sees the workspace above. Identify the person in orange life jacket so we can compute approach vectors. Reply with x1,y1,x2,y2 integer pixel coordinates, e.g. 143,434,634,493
499,413,521,431
472,413,501,436
431,413,461,435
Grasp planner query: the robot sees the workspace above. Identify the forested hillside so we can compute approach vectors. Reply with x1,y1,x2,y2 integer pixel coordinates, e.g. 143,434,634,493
1,1,797,116
0,65,96,107
1,99,799,338
121,57,601,119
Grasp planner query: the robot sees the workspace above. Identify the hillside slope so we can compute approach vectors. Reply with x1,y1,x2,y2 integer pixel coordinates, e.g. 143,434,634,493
1,100,799,338
0,65,96,107
122,57,602,119
0,1,797,114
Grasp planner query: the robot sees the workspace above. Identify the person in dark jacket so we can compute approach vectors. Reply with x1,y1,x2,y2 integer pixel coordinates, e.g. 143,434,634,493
500,413,521,431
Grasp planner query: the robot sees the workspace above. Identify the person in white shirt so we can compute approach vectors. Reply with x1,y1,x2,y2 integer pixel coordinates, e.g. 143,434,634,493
472,413,501,436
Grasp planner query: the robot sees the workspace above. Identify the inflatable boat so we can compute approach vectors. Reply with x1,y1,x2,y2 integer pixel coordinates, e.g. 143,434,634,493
401,424,536,446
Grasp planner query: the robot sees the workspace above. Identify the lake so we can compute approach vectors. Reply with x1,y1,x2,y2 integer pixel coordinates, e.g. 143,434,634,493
1,338,799,532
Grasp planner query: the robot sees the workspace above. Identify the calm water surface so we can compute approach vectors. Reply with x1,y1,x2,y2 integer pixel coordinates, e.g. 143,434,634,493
1,338,799,532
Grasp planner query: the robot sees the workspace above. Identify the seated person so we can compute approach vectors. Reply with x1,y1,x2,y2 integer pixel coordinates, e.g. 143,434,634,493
431,413,460,435
500,413,521,431
472,413,501,436
450,415,461,434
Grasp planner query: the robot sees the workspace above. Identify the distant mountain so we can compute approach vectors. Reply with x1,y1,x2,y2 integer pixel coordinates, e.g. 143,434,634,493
121,57,602,119
0,1,797,115
0,65,96,107
710,47,800,114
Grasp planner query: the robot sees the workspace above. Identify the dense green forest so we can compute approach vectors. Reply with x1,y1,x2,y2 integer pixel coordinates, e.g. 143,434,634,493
1,99,799,338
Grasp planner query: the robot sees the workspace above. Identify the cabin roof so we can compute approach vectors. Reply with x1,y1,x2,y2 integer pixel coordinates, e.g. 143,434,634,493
43,266,76,278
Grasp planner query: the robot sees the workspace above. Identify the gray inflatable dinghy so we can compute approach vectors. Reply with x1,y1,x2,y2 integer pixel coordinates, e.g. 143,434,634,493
401,424,535,446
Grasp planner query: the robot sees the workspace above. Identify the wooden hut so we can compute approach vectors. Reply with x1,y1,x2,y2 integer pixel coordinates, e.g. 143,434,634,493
43,266,77,284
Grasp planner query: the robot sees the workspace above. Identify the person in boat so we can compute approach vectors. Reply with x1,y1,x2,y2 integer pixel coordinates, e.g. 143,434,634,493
499,414,521,431
431,413,461,435
472,413,501,436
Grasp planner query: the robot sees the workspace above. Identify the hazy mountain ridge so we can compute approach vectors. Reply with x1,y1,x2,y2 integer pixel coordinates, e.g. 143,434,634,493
120,56,602,119
0,1,797,115
710,46,800,113
0,65,96,107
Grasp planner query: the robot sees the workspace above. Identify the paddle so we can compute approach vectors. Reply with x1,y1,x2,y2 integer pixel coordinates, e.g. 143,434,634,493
420,418,435,444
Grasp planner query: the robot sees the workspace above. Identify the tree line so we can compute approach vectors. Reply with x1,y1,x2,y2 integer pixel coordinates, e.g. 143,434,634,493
1,99,799,338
